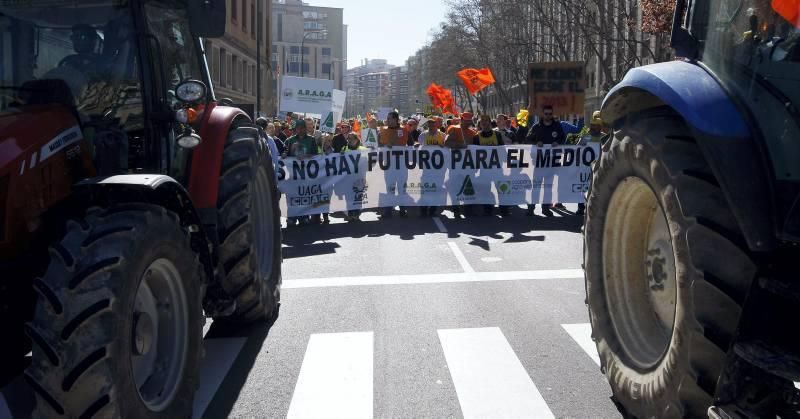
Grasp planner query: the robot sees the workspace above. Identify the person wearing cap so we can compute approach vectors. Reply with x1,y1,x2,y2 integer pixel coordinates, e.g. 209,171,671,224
341,133,368,222
419,119,446,217
473,115,507,216
575,111,606,216
444,112,476,150
283,120,319,226
61,24,103,75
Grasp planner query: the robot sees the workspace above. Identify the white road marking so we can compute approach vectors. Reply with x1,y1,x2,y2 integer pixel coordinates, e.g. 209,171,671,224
562,323,601,366
282,269,584,289
481,256,503,263
433,216,447,233
447,242,474,273
287,332,373,419
795,381,800,390
438,327,555,419
192,337,247,419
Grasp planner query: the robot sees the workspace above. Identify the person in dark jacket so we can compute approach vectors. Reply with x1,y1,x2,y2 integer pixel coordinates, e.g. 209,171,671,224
525,105,565,217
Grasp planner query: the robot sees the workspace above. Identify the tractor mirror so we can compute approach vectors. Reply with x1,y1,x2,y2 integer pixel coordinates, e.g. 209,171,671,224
189,0,226,38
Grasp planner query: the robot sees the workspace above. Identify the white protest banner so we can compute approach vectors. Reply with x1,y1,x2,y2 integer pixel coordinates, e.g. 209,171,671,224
279,76,334,115
361,129,379,149
278,144,599,217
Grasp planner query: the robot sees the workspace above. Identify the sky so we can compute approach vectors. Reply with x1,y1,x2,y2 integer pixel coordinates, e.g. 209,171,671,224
306,0,448,69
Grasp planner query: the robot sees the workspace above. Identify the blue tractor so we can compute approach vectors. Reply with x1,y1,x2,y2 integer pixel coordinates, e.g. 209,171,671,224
583,0,800,416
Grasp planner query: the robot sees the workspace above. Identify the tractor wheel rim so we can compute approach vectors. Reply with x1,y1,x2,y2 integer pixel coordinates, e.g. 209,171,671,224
602,176,677,370
253,164,275,286
131,258,189,412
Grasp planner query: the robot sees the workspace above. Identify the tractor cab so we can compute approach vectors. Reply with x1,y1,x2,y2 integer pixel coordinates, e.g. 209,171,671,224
0,0,221,182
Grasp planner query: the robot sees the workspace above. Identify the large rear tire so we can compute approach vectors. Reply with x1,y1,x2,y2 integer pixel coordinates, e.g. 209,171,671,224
25,204,204,418
584,111,755,417
215,124,282,324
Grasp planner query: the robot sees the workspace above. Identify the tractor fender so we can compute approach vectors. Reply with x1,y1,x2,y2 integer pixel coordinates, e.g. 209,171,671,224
601,61,750,138
187,103,249,210
73,174,214,278
601,61,777,251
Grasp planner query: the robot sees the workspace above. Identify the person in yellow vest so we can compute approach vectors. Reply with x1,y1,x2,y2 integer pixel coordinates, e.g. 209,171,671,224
342,133,368,222
419,118,445,146
473,115,506,216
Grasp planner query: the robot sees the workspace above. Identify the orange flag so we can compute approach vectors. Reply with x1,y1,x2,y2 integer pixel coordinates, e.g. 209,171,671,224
426,83,457,115
772,0,800,26
352,118,361,135
457,68,496,95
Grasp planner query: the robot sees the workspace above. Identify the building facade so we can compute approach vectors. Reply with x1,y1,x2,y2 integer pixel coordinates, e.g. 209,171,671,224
270,0,346,116
389,66,410,116
205,0,272,118
343,59,395,117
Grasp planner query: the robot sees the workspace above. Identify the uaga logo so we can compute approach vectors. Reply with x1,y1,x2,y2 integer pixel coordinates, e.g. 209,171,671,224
289,184,330,208
352,179,369,205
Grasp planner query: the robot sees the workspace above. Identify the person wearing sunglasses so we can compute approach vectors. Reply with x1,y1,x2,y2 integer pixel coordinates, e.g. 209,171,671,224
524,105,565,217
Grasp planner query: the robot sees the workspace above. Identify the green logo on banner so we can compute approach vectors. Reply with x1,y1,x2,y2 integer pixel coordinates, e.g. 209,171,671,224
365,129,377,145
322,112,334,129
457,175,475,197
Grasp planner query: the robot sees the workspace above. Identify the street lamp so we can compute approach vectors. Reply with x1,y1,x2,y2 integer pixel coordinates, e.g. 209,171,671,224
300,30,327,78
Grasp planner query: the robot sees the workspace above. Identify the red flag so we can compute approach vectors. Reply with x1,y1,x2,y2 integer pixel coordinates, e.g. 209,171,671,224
456,68,496,95
426,83,457,115
352,118,361,135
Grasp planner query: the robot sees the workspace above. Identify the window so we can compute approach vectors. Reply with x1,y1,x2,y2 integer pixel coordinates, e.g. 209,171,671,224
145,0,203,96
212,47,220,82
231,0,237,21
219,48,227,86
277,13,282,42
322,47,331,56
226,53,232,86
290,46,299,54
241,0,246,31
301,46,309,55
322,63,331,74
250,2,255,39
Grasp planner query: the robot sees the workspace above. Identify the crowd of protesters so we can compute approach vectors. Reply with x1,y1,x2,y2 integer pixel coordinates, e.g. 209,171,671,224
255,106,609,227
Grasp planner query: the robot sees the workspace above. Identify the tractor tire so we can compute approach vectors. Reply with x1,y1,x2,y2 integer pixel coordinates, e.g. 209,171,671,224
215,124,282,324
584,111,755,417
25,204,204,418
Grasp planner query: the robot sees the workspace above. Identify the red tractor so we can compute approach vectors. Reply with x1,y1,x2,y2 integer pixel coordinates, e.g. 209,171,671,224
0,1,282,417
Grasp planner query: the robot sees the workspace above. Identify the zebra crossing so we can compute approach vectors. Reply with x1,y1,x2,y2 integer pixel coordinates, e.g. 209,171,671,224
194,322,606,418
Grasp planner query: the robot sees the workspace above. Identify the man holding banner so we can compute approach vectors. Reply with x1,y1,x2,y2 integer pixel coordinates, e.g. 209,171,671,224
378,111,409,218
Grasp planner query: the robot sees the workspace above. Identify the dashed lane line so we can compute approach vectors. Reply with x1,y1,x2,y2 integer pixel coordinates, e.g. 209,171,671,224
447,242,475,273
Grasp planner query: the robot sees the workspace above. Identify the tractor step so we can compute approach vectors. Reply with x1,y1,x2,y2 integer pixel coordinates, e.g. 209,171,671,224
734,341,800,382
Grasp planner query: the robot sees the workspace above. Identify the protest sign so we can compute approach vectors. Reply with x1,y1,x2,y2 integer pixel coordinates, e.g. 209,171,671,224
279,76,335,115
528,62,585,116
361,129,379,149
320,89,347,133
278,144,599,216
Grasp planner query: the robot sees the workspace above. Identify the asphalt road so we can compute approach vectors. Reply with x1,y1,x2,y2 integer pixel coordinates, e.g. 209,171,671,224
1,204,622,419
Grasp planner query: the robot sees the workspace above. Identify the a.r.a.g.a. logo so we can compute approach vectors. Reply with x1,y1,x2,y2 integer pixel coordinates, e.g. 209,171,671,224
282,88,294,98
456,175,476,199
297,89,333,98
